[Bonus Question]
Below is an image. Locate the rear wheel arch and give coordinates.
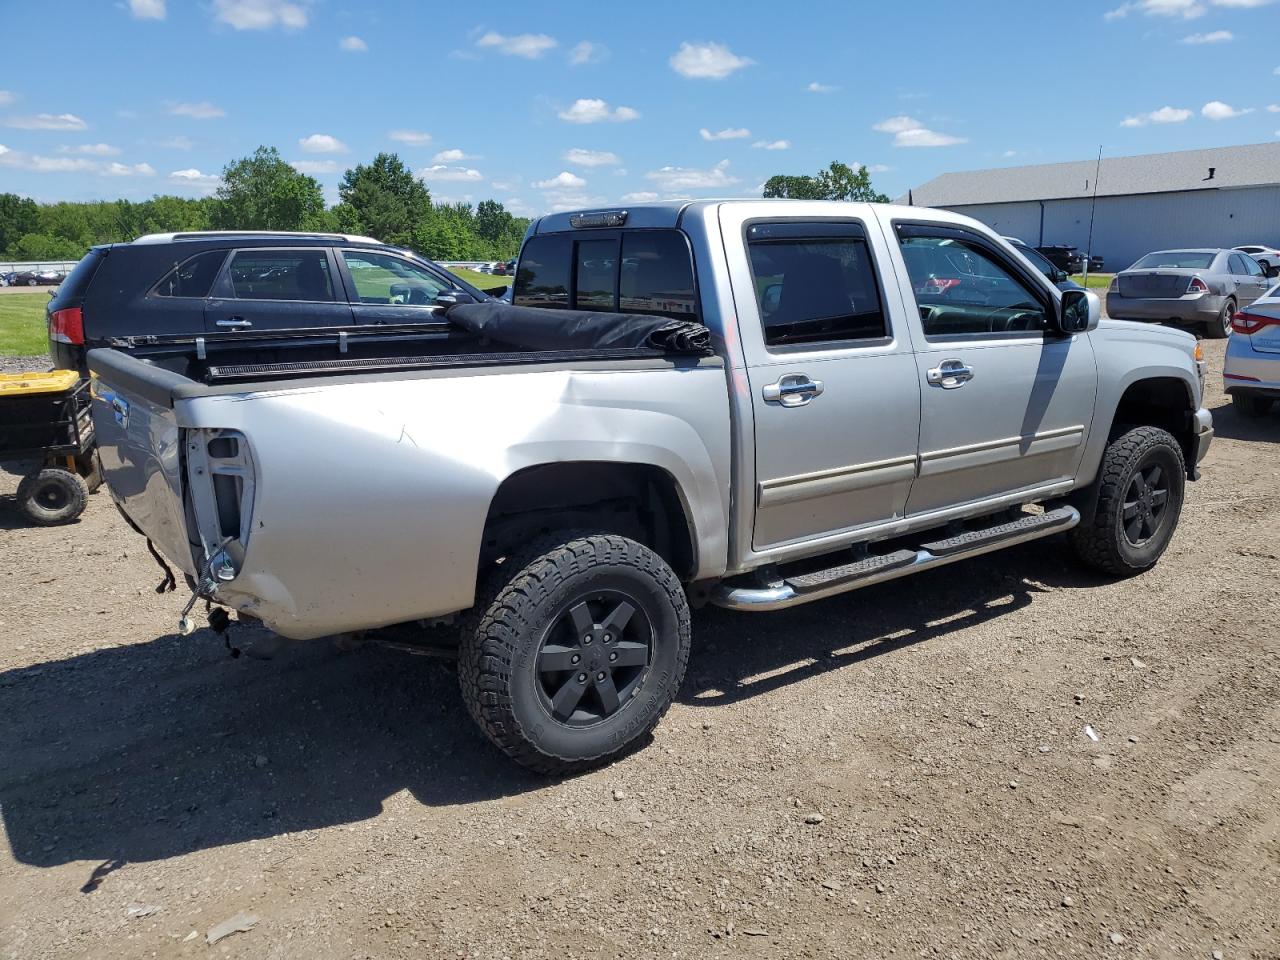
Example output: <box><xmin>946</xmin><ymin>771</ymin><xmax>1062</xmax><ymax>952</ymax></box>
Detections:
<box><xmin>479</xmin><ymin>461</ymin><xmax>698</xmax><ymax>582</ymax></box>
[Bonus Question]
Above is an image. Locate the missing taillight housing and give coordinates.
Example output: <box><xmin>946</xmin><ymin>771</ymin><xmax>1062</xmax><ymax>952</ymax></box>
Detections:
<box><xmin>49</xmin><ymin>306</ymin><xmax>84</xmax><ymax>345</ymax></box>
<box><xmin>1231</xmin><ymin>311</ymin><xmax>1280</xmax><ymax>335</ymax></box>
<box><xmin>1186</xmin><ymin>277</ymin><xmax>1209</xmax><ymax>295</ymax></box>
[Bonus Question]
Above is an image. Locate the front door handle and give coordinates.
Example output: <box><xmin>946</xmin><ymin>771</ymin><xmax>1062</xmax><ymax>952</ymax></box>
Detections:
<box><xmin>762</xmin><ymin>373</ymin><xmax>824</xmax><ymax>407</ymax></box>
<box><xmin>927</xmin><ymin>359</ymin><xmax>974</xmax><ymax>389</ymax></box>
<box><xmin>216</xmin><ymin>317</ymin><xmax>252</xmax><ymax>329</ymax></box>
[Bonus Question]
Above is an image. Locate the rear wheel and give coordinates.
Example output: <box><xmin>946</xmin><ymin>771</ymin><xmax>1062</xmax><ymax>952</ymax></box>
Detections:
<box><xmin>1069</xmin><ymin>426</ymin><xmax>1186</xmax><ymax>576</ymax></box>
<box><xmin>458</xmin><ymin>533</ymin><xmax>691</xmax><ymax>775</ymax></box>
<box><xmin>1232</xmin><ymin>392</ymin><xmax>1274</xmax><ymax>418</ymax></box>
<box><xmin>1204</xmin><ymin>298</ymin><xmax>1234</xmax><ymax>339</ymax></box>
<box><xmin>16</xmin><ymin>468</ymin><xmax>89</xmax><ymax>525</ymax></box>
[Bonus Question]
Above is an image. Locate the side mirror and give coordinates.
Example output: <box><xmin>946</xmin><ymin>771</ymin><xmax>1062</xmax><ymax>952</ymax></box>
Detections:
<box><xmin>1059</xmin><ymin>289</ymin><xmax>1100</xmax><ymax>334</ymax></box>
<box><xmin>761</xmin><ymin>283</ymin><xmax>783</xmax><ymax>316</ymax></box>
<box><xmin>1267</xmin><ymin>265</ymin><xmax>1279</xmax><ymax>279</ymax></box>
<box><xmin>1052</xmin><ymin>268</ymin><xmax>1068</xmax><ymax>284</ymax></box>
<box><xmin>435</xmin><ymin>290</ymin><xmax>477</xmax><ymax>307</ymax></box>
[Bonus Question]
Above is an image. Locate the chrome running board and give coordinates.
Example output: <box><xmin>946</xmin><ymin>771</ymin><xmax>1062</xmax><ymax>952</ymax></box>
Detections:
<box><xmin>712</xmin><ymin>506</ymin><xmax>1080</xmax><ymax>612</ymax></box>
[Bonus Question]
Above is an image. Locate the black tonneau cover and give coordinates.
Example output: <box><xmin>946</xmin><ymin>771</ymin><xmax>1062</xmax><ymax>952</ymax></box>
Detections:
<box><xmin>446</xmin><ymin>302</ymin><xmax>712</xmax><ymax>355</ymax></box>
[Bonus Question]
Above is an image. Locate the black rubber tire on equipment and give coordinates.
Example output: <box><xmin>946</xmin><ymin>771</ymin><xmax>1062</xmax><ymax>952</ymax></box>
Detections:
<box><xmin>16</xmin><ymin>468</ymin><xmax>89</xmax><ymax>526</ymax></box>
<box><xmin>458</xmin><ymin>532</ymin><xmax>691</xmax><ymax>775</ymax></box>
<box><xmin>1069</xmin><ymin>426</ymin><xmax>1186</xmax><ymax>576</ymax></box>
<box><xmin>1232</xmin><ymin>392</ymin><xmax>1274</xmax><ymax>418</ymax></box>
<box><xmin>1204</xmin><ymin>298</ymin><xmax>1234</xmax><ymax>339</ymax></box>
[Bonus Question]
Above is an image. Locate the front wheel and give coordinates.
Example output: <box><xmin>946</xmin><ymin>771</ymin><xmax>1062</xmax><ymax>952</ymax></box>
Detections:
<box><xmin>1069</xmin><ymin>426</ymin><xmax>1186</xmax><ymax>576</ymax></box>
<box><xmin>1205</xmin><ymin>298</ymin><xmax>1234</xmax><ymax>339</ymax></box>
<box><xmin>458</xmin><ymin>533</ymin><xmax>691</xmax><ymax>775</ymax></box>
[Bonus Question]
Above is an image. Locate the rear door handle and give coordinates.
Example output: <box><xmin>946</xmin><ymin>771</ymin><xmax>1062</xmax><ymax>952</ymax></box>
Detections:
<box><xmin>216</xmin><ymin>317</ymin><xmax>252</xmax><ymax>329</ymax></box>
<box><xmin>762</xmin><ymin>374</ymin><xmax>824</xmax><ymax>407</ymax></box>
<box><xmin>927</xmin><ymin>359</ymin><xmax>974</xmax><ymax>389</ymax></box>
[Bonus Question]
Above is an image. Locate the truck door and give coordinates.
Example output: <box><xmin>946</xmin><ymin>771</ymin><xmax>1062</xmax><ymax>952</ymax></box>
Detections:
<box><xmin>718</xmin><ymin>206</ymin><xmax>922</xmax><ymax>552</ymax></box>
<box><xmin>884</xmin><ymin>220</ymin><xmax>1098</xmax><ymax>516</ymax></box>
<box><xmin>204</xmin><ymin>247</ymin><xmax>353</xmax><ymax>333</ymax></box>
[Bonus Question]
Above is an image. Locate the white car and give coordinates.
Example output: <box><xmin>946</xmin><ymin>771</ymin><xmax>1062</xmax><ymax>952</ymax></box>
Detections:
<box><xmin>1233</xmin><ymin>245</ymin><xmax>1280</xmax><ymax>277</ymax></box>
<box><xmin>1224</xmin><ymin>280</ymin><xmax>1280</xmax><ymax>417</ymax></box>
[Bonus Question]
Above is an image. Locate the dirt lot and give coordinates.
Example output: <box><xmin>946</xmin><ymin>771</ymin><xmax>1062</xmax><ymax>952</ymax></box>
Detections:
<box><xmin>1</xmin><ymin>338</ymin><xmax>1277</xmax><ymax>960</ymax></box>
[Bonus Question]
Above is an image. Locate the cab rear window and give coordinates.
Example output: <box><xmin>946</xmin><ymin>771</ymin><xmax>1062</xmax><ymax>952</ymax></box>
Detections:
<box><xmin>515</xmin><ymin>230</ymin><xmax>699</xmax><ymax>320</ymax></box>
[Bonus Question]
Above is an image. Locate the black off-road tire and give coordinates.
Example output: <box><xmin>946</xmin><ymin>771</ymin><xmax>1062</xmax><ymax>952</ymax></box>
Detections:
<box><xmin>458</xmin><ymin>533</ymin><xmax>691</xmax><ymax>775</ymax></box>
<box><xmin>1232</xmin><ymin>392</ymin><xmax>1274</xmax><ymax>418</ymax></box>
<box><xmin>1204</xmin><ymin>298</ymin><xmax>1234</xmax><ymax>339</ymax></box>
<box><xmin>1069</xmin><ymin>426</ymin><xmax>1186</xmax><ymax>576</ymax></box>
<box><xmin>16</xmin><ymin>468</ymin><xmax>89</xmax><ymax>526</ymax></box>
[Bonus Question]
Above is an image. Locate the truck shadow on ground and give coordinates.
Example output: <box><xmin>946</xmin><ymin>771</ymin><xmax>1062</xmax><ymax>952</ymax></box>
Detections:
<box><xmin>0</xmin><ymin>537</ymin><xmax>1099</xmax><ymax>880</ymax></box>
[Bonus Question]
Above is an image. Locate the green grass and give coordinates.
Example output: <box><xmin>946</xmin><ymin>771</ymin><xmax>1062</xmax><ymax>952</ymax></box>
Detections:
<box><xmin>1077</xmin><ymin>272</ymin><xmax>1113</xmax><ymax>289</ymax></box>
<box><xmin>0</xmin><ymin>293</ymin><xmax>50</xmax><ymax>357</ymax></box>
<box><xmin>449</xmin><ymin>268</ymin><xmax>513</xmax><ymax>291</ymax></box>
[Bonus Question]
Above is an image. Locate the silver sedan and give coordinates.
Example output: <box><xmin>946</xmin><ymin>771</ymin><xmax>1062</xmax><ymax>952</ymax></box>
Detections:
<box><xmin>1223</xmin><ymin>282</ymin><xmax>1280</xmax><ymax>417</ymax></box>
<box><xmin>1106</xmin><ymin>248</ymin><xmax>1272</xmax><ymax>339</ymax></box>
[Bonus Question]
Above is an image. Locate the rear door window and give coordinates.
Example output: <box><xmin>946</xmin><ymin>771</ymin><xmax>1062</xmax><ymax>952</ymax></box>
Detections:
<box><xmin>516</xmin><ymin>230</ymin><xmax>699</xmax><ymax>320</ymax></box>
<box><xmin>225</xmin><ymin>249</ymin><xmax>338</xmax><ymax>302</ymax></box>
<box><xmin>152</xmin><ymin>250</ymin><xmax>228</xmax><ymax>298</ymax></box>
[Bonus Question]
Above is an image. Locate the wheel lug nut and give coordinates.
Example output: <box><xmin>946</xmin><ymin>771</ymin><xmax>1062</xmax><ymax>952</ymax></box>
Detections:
<box><xmin>608</xmin><ymin>652</ymin><xmax>617</xmax><ymax>662</ymax></box>
<box><xmin>582</xmin><ymin>635</ymin><xmax>592</xmax><ymax>644</ymax></box>
<box><xmin>576</xmin><ymin>673</ymin><xmax>587</xmax><ymax>683</ymax></box>
<box><xmin>596</xmin><ymin>672</ymin><xmax>606</xmax><ymax>681</ymax></box>
<box><xmin>603</xmin><ymin>633</ymin><xmax>612</xmax><ymax>643</ymax></box>
<box><xmin>571</xmin><ymin>654</ymin><xmax>580</xmax><ymax>664</ymax></box>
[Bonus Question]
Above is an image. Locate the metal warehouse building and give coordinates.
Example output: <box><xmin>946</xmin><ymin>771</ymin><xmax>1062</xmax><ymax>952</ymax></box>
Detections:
<box><xmin>904</xmin><ymin>141</ymin><xmax>1280</xmax><ymax>272</ymax></box>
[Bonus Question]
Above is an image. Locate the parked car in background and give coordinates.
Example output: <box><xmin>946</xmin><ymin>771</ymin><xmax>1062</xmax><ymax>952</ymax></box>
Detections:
<box><xmin>88</xmin><ymin>200</ymin><xmax>1211</xmax><ymax>773</ymax></box>
<box><xmin>1035</xmin><ymin>245</ymin><xmax>1082</xmax><ymax>274</ymax></box>
<box><xmin>1005</xmin><ymin>237</ymin><xmax>1082</xmax><ymax>292</ymax></box>
<box><xmin>7</xmin><ymin>270</ymin><xmax>63</xmax><ymax>286</ymax></box>
<box><xmin>46</xmin><ymin>230</ymin><xmax>494</xmax><ymax>373</ymax></box>
<box><xmin>1224</xmin><ymin>280</ymin><xmax>1280</xmax><ymax>417</ymax></box>
<box><xmin>1107</xmin><ymin>248</ymin><xmax>1271</xmax><ymax>339</ymax></box>
<box><xmin>1233</xmin><ymin>245</ymin><xmax>1280</xmax><ymax>277</ymax></box>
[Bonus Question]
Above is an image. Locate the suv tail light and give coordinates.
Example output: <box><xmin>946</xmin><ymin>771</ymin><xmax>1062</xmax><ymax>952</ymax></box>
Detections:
<box><xmin>49</xmin><ymin>306</ymin><xmax>84</xmax><ymax>345</ymax></box>
<box><xmin>1230</xmin><ymin>311</ymin><xmax>1280</xmax><ymax>335</ymax></box>
<box><xmin>1186</xmin><ymin>276</ymin><xmax>1209</xmax><ymax>295</ymax></box>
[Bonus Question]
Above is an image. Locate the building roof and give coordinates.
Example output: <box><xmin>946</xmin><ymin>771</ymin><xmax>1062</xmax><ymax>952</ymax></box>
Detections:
<box><xmin>904</xmin><ymin>141</ymin><xmax>1280</xmax><ymax>207</ymax></box>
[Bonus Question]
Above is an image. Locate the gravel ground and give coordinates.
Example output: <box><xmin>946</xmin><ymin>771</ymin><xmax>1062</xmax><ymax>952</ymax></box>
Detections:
<box><xmin>0</xmin><ymin>356</ymin><xmax>52</xmax><ymax>375</ymax></box>
<box><xmin>1</xmin><ymin>338</ymin><xmax>1278</xmax><ymax>960</ymax></box>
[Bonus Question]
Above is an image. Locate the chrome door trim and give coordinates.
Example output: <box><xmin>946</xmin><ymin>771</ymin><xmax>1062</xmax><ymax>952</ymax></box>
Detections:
<box><xmin>757</xmin><ymin>454</ymin><xmax>918</xmax><ymax>508</ymax></box>
<box><xmin>761</xmin><ymin>373</ymin><xmax>824</xmax><ymax>406</ymax></box>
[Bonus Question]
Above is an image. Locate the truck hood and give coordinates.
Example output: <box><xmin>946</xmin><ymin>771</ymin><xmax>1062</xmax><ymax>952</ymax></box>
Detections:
<box><xmin>1094</xmin><ymin>317</ymin><xmax>1198</xmax><ymax>360</ymax></box>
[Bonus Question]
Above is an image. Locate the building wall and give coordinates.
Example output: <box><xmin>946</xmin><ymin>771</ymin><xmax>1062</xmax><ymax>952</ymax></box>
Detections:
<box><xmin>944</xmin><ymin>186</ymin><xmax>1280</xmax><ymax>271</ymax></box>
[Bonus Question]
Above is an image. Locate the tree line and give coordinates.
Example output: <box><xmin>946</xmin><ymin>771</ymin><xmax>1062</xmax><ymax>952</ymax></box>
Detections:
<box><xmin>0</xmin><ymin>146</ymin><xmax>530</xmax><ymax>263</ymax></box>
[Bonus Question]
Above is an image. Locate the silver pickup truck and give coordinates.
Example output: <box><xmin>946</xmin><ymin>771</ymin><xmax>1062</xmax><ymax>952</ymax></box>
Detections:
<box><xmin>88</xmin><ymin>200</ymin><xmax>1213</xmax><ymax>773</ymax></box>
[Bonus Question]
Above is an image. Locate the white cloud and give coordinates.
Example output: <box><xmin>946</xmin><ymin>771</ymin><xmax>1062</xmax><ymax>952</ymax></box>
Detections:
<box><xmin>59</xmin><ymin>143</ymin><xmax>120</xmax><ymax>156</ymax></box>
<box><xmin>1212</xmin><ymin>0</ymin><xmax>1276</xmax><ymax>5</ymax></box>
<box><xmin>298</xmin><ymin>133</ymin><xmax>347</xmax><ymax>153</ymax></box>
<box><xmin>558</xmin><ymin>99</ymin><xmax>639</xmax><ymax>123</ymax></box>
<box><xmin>490</xmin><ymin>178</ymin><xmax>521</xmax><ymax>192</ymax></box>
<box><xmin>569</xmin><ymin>41</ymin><xmax>606</xmax><ymax>65</ymax></box>
<box><xmin>476</xmin><ymin>31</ymin><xmax>557</xmax><ymax>58</ymax></box>
<box><xmin>156</xmin><ymin>135</ymin><xmax>193</xmax><ymax>149</ymax></box>
<box><xmin>0</xmin><ymin>91</ymin><xmax>15</xmax><ymax>106</ymax></box>
<box><xmin>621</xmin><ymin>191</ymin><xmax>660</xmax><ymax>202</ymax></box>
<box><xmin>339</xmin><ymin>35</ymin><xmax>367</xmax><ymax>52</ymax></box>
<box><xmin>290</xmin><ymin>159</ymin><xmax>339</xmax><ymax>174</ymax></box>
<box><xmin>0</xmin><ymin>150</ymin><xmax>95</xmax><ymax>173</ymax></box>
<box><xmin>1182</xmin><ymin>29</ymin><xmax>1232</xmax><ymax>41</ymax></box>
<box><xmin>753</xmin><ymin>139</ymin><xmax>790</xmax><ymax>150</ymax></box>
<box><xmin>534</xmin><ymin>171</ymin><xmax>587</xmax><ymax>189</ymax></box>
<box><xmin>1202</xmin><ymin>100</ymin><xmax>1253</xmax><ymax>119</ymax></box>
<box><xmin>872</xmin><ymin>115</ymin><xmax>965</xmax><ymax>147</ymax></box>
<box><xmin>1003</xmin><ymin>149</ymin><xmax>1019</xmax><ymax>158</ymax></box>
<box><xmin>866</xmin><ymin>164</ymin><xmax>891</xmax><ymax>173</ymax></box>
<box><xmin>5</xmin><ymin>113</ymin><xmax>87</xmax><ymax>131</ymax></box>
<box><xmin>1120</xmin><ymin>105</ymin><xmax>1193</xmax><ymax>125</ymax></box>
<box><xmin>669</xmin><ymin>41</ymin><xmax>754</xmax><ymax>79</ymax></box>
<box><xmin>432</xmin><ymin>148</ymin><xmax>476</xmax><ymax>163</ymax></box>
<box><xmin>212</xmin><ymin>0</ymin><xmax>308</xmax><ymax>30</ymax></box>
<box><xmin>1267</xmin><ymin>104</ymin><xmax>1280</xmax><ymax>112</ymax></box>
<box><xmin>699</xmin><ymin>126</ymin><xmax>750</xmax><ymax>141</ymax></box>
<box><xmin>128</xmin><ymin>0</ymin><xmax>165</xmax><ymax>19</ymax></box>
<box><xmin>103</xmin><ymin>161</ymin><xmax>156</xmax><ymax>176</ymax></box>
<box><xmin>645</xmin><ymin>158</ymin><xmax>739</xmax><ymax>192</ymax></box>
<box><xmin>168</xmin><ymin>168</ymin><xmax>222</xmax><ymax>190</ymax></box>
<box><xmin>564</xmin><ymin>148</ymin><xmax>620</xmax><ymax>167</ymax></box>
<box><xmin>170</xmin><ymin>101</ymin><xmax>225</xmax><ymax>119</ymax></box>
<box><xmin>807</xmin><ymin>82</ymin><xmax>837</xmax><ymax>93</ymax></box>
<box><xmin>1105</xmin><ymin>0</ymin><xmax>1205</xmax><ymax>18</ymax></box>
<box><xmin>389</xmin><ymin>129</ymin><xmax>431</xmax><ymax>145</ymax></box>
<box><xmin>420</xmin><ymin>164</ymin><xmax>483</xmax><ymax>182</ymax></box>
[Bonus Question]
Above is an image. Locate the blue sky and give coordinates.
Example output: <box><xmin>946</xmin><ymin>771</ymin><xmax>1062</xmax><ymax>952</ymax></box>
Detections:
<box><xmin>1</xmin><ymin>0</ymin><xmax>1278</xmax><ymax>215</ymax></box>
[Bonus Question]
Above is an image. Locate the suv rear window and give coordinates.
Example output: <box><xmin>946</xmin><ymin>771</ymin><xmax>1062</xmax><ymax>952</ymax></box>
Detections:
<box><xmin>515</xmin><ymin>230</ymin><xmax>698</xmax><ymax>320</ymax></box>
<box><xmin>152</xmin><ymin>250</ymin><xmax>228</xmax><ymax>298</ymax></box>
<box><xmin>54</xmin><ymin>248</ymin><xmax>105</xmax><ymax>300</ymax></box>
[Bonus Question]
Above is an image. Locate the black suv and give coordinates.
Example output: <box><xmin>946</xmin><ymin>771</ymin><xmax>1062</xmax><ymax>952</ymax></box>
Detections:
<box><xmin>47</xmin><ymin>231</ymin><xmax>491</xmax><ymax>372</ymax></box>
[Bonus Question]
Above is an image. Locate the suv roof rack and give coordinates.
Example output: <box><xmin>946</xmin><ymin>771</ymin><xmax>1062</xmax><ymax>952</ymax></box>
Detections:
<box><xmin>131</xmin><ymin>230</ymin><xmax>382</xmax><ymax>245</ymax></box>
